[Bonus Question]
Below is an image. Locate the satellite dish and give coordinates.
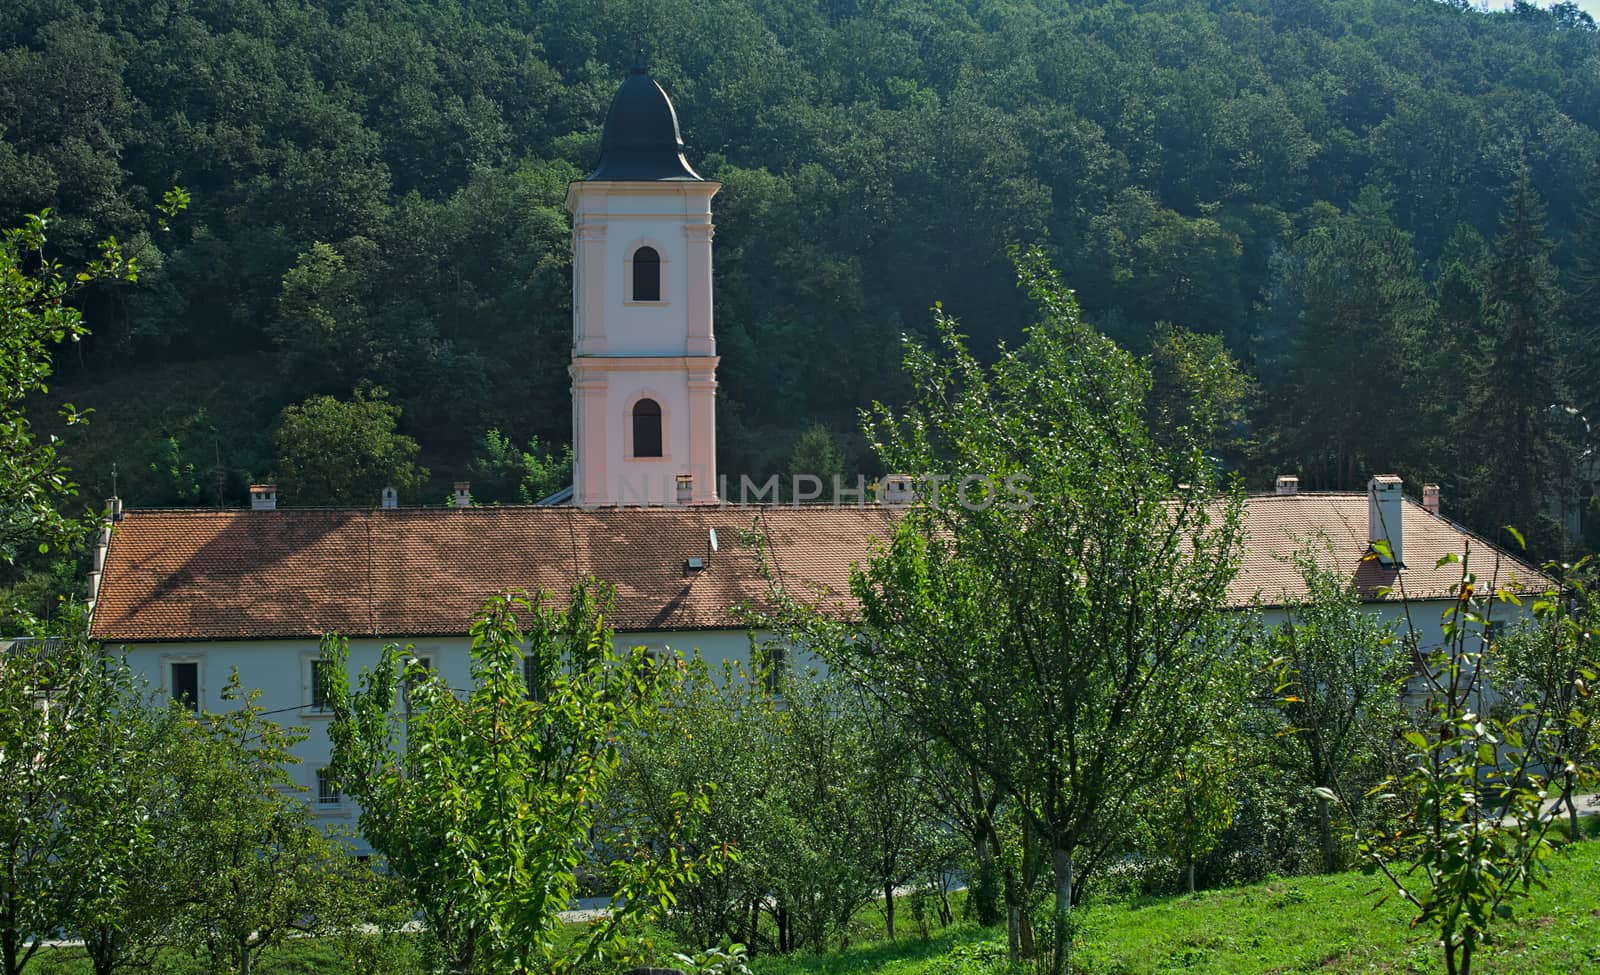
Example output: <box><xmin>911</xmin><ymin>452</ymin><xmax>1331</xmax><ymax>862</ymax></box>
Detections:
<box><xmin>708</xmin><ymin>528</ymin><xmax>719</xmax><ymax>553</ymax></box>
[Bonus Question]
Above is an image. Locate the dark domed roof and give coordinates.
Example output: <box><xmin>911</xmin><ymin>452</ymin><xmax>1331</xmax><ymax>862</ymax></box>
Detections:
<box><xmin>588</xmin><ymin>60</ymin><xmax>704</xmax><ymax>181</ymax></box>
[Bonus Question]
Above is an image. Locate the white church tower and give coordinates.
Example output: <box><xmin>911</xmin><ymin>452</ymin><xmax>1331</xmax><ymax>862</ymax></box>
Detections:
<box><xmin>566</xmin><ymin>60</ymin><xmax>719</xmax><ymax>506</ymax></box>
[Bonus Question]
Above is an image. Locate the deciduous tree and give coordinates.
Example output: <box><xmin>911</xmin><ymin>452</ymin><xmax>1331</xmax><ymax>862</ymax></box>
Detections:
<box><xmin>272</xmin><ymin>386</ymin><xmax>424</xmax><ymax>505</ymax></box>
<box><xmin>826</xmin><ymin>249</ymin><xmax>1245</xmax><ymax>975</ymax></box>
<box><xmin>323</xmin><ymin>584</ymin><xmax>714</xmax><ymax>975</ymax></box>
<box><xmin>1266</xmin><ymin>545</ymin><xmax>1409</xmax><ymax>873</ymax></box>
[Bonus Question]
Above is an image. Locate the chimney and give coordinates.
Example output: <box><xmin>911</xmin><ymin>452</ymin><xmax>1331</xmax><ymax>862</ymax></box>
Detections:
<box><xmin>1275</xmin><ymin>474</ymin><xmax>1299</xmax><ymax>496</ymax></box>
<box><xmin>1423</xmin><ymin>483</ymin><xmax>1441</xmax><ymax>517</ymax></box>
<box><xmin>249</xmin><ymin>484</ymin><xmax>277</xmax><ymax>511</ymax></box>
<box><xmin>676</xmin><ymin>474</ymin><xmax>694</xmax><ymax>505</ymax></box>
<box><xmin>381</xmin><ymin>485</ymin><xmax>398</xmax><ymax>509</ymax></box>
<box><xmin>452</xmin><ymin>482</ymin><xmax>471</xmax><ymax>508</ymax></box>
<box><xmin>1368</xmin><ymin>474</ymin><xmax>1404</xmax><ymax>567</ymax></box>
<box><xmin>879</xmin><ymin>474</ymin><xmax>915</xmax><ymax>507</ymax></box>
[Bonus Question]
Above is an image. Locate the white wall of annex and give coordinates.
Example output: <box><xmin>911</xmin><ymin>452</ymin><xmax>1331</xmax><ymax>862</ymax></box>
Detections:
<box><xmin>112</xmin><ymin>625</ymin><xmax>791</xmax><ymax>848</ymax></box>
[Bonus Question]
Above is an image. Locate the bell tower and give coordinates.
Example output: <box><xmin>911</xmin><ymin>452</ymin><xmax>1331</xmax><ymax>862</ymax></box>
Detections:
<box><xmin>566</xmin><ymin>60</ymin><xmax>719</xmax><ymax>506</ymax></box>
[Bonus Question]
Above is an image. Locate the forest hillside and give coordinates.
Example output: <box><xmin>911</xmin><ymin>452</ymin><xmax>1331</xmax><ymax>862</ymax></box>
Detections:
<box><xmin>5</xmin><ymin>0</ymin><xmax>1600</xmax><ymax>553</ymax></box>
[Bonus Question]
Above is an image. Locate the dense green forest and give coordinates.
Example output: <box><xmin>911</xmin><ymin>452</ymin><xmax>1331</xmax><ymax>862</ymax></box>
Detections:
<box><xmin>5</xmin><ymin>0</ymin><xmax>1600</xmax><ymax>546</ymax></box>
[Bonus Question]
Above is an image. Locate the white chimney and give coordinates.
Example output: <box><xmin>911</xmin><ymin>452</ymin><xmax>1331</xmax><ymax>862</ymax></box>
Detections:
<box><xmin>1423</xmin><ymin>483</ymin><xmax>1441</xmax><ymax>517</ymax></box>
<box><xmin>880</xmin><ymin>474</ymin><xmax>915</xmax><ymax>507</ymax></box>
<box><xmin>1368</xmin><ymin>474</ymin><xmax>1404</xmax><ymax>567</ymax></box>
<box><xmin>382</xmin><ymin>485</ymin><xmax>398</xmax><ymax>509</ymax></box>
<box><xmin>452</xmin><ymin>482</ymin><xmax>471</xmax><ymax>508</ymax></box>
<box><xmin>676</xmin><ymin>474</ymin><xmax>694</xmax><ymax>505</ymax></box>
<box><xmin>1275</xmin><ymin>474</ymin><xmax>1299</xmax><ymax>496</ymax></box>
<box><xmin>250</xmin><ymin>484</ymin><xmax>277</xmax><ymax>511</ymax></box>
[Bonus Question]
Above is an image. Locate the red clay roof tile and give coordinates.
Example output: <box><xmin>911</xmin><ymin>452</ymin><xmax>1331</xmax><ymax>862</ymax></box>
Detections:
<box><xmin>88</xmin><ymin>495</ymin><xmax>1552</xmax><ymax>643</ymax></box>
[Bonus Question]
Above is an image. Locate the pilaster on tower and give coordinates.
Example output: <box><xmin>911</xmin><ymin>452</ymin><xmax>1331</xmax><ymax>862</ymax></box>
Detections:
<box><xmin>566</xmin><ymin>61</ymin><xmax>720</xmax><ymax>507</ymax></box>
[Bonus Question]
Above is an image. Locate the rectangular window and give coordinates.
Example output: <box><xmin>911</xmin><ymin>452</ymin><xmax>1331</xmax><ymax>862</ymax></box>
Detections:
<box><xmin>316</xmin><ymin>768</ymin><xmax>339</xmax><ymax>805</ymax></box>
<box><xmin>310</xmin><ymin>659</ymin><xmax>328</xmax><ymax>709</ymax></box>
<box><xmin>171</xmin><ymin>662</ymin><xmax>199</xmax><ymax>712</ymax></box>
<box><xmin>759</xmin><ymin>644</ymin><xmax>788</xmax><ymax>695</ymax></box>
<box><xmin>404</xmin><ymin>656</ymin><xmax>433</xmax><ymax>711</ymax></box>
<box><xmin>523</xmin><ymin>654</ymin><xmax>544</xmax><ymax>702</ymax></box>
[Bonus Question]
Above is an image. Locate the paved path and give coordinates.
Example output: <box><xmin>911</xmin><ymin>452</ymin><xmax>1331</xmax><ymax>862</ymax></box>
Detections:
<box><xmin>1543</xmin><ymin>791</ymin><xmax>1600</xmax><ymax>821</ymax></box>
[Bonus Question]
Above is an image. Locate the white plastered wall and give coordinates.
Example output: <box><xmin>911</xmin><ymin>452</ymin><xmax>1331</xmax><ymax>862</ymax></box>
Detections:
<box><xmin>114</xmin><ymin>626</ymin><xmax>774</xmax><ymax>851</ymax></box>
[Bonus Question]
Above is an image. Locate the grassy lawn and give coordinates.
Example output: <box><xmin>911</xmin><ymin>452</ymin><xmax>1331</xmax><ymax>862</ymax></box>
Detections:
<box><xmin>1072</xmin><ymin>839</ymin><xmax>1600</xmax><ymax>974</ymax></box>
<box><xmin>30</xmin><ymin>840</ymin><xmax>1600</xmax><ymax>975</ymax></box>
<box><xmin>754</xmin><ymin>839</ymin><xmax>1600</xmax><ymax>975</ymax></box>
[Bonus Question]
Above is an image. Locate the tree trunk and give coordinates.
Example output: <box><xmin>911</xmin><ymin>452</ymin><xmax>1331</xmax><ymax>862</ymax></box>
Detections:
<box><xmin>748</xmin><ymin>898</ymin><xmax>760</xmax><ymax>956</ymax></box>
<box><xmin>973</xmin><ymin>828</ymin><xmax>1001</xmax><ymax>926</ymax></box>
<box><xmin>1002</xmin><ymin>860</ymin><xmax>1021</xmax><ymax>965</ymax></box>
<box><xmin>1050</xmin><ymin>846</ymin><xmax>1073</xmax><ymax>975</ymax></box>
<box><xmin>884</xmin><ymin>882</ymin><xmax>896</xmax><ymax>941</ymax></box>
<box><xmin>1564</xmin><ymin>771</ymin><xmax>1580</xmax><ymax>841</ymax></box>
<box><xmin>4</xmin><ymin>930</ymin><xmax>19</xmax><ymax>975</ymax></box>
<box><xmin>1186</xmin><ymin>858</ymin><xmax>1196</xmax><ymax>894</ymax></box>
<box><xmin>1318</xmin><ymin>794</ymin><xmax>1336</xmax><ymax>874</ymax></box>
<box><xmin>87</xmin><ymin>931</ymin><xmax>118</xmax><ymax>975</ymax></box>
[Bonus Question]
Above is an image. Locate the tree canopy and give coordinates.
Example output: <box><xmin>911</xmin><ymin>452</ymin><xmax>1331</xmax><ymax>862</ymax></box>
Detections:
<box><xmin>4</xmin><ymin>0</ymin><xmax>1599</xmax><ymax>554</ymax></box>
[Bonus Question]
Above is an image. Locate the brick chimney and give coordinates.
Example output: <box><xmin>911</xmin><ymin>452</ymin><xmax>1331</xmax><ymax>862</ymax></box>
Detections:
<box><xmin>250</xmin><ymin>484</ymin><xmax>277</xmax><ymax>511</ymax></box>
<box><xmin>453</xmin><ymin>482</ymin><xmax>471</xmax><ymax>508</ymax></box>
<box><xmin>1423</xmin><ymin>483</ymin><xmax>1441</xmax><ymax>517</ymax></box>
<box><xmin>1368</xmin><ymin>474</ymin><xmax>1404</xmax><ymax>567</ymax></box>
<box><xmin>1275</xmin><ymin>474</ymin><xmax>1299</xmax><ymax>496</ymax></box>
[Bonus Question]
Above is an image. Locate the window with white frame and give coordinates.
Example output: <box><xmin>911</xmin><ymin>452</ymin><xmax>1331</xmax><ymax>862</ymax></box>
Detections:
<box><xmin>309</xmin><ymin>658</ymin><xmax>330</xmax><ymax>710</ymax></box>
<box><xmin>315</xmin><ymin>768</ymin><xmax>340</xmax><ymax>805</ymax></box>
<box><xmin>168</xmin><ymin>659</ymin><xmax>201</xmax><ymax>712</ymax></box>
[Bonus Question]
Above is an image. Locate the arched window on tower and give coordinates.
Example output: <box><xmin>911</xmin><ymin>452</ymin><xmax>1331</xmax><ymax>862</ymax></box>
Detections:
<box><xmin>632</xmin><ymin>246</ymin><xmax>661</xmax><ymax>302</ymax></box>
<box><xmin>632</xmin><ymin>398</ymin><xmax>663</xmax><ymax>458</ymax></box>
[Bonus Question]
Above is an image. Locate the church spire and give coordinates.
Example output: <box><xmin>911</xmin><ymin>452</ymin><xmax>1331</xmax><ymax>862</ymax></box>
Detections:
<box><xmin>587</xmin><ymin>58</ymin><xmax>703</xmax><ymax>182</ymax></box>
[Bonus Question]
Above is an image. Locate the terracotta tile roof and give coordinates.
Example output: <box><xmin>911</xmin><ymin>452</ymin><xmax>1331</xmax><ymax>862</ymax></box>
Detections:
<box><xmin>88</xmin><ymin>494</ymin><xmax>1555</xmax><ymax>643</ymax></box>
<box><xmin>89</xmin><ymin>506</ymin><xmax>898</xmax><ymax>642</ymax></box>
<box><xmin>1231</xmin><ymin>492</ymin><xmax>1554</xmax><ymax>607</ymax></box>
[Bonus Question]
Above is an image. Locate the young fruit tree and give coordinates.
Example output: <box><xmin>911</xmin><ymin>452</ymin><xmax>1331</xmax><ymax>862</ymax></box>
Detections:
<box><xmin>1266</xmin><ymin>544</ymin><xmax>1409</xmax><ymax>874</ymax></box>
<box><xmin>1493</xmin><ymin>557</ymin><xmax>1600</xmax><ymax>841</ymax></box>
<box><xmin>819</xmin><ymin>249</ymin><xmax>1245</xmax><ymax>975</ymax></box>
<box><xmin>322</xmin><ymin>583</ymin><xmax>715</xmax><ymax>975</ymax></box>
<box><xmin>160</xmin><ymin>676</ymin><xmax>371</xmax><ymax>975</ymax></box>
<box><xmin>0</xmin><ymin>630</ymin><xmax>142</xmax><ymax>975</ymax></box>
<box><xmin>1346</xmin><ymin>542</ymin><xmax>1596</xmax><ymax>975</ymax></box>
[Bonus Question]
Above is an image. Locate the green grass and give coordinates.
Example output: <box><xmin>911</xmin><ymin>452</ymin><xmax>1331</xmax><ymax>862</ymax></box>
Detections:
<box><xmin>1073</xmin><ymin>845</ymin><xmax>1600</xmax><ymax>975</ymax></box>
<box><xmin>29</xmin><ymin>841</ymin><xmax>1600</xmax><ymax>975</ymax></box>
<box><xmin>754</xmin><ymin>840</ymin><xmax>1600</xmax><ymax>975</ymax></box>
